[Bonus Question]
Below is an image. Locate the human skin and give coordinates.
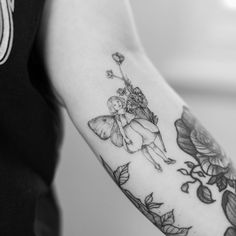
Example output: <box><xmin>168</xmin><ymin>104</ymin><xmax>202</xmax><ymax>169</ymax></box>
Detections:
<box><xmin>38</xmin><ymin>1</ymin><xmax>236</xmax><ymax>235</ymax></box>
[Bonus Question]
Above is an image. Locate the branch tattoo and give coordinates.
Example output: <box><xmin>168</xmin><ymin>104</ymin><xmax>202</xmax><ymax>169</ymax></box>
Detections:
<box><xmin>100</xmin><ymin>156</ymin><xmax>191</xmax><ymax>236</ymax></box>
<box><xmin>175</xmin><ymin>107</ymin><xmax>236</xmax><ymax>236</ymax></box>
<box><xmin>88</xmin><ymin>52</ymin><xmax>176</xmax><ymax>171</ymax></box>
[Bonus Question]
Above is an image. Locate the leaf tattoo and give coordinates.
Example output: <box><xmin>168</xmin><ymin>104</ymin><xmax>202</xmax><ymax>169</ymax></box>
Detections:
<box><xmin>222</xmin><ymin>191</ymin><xmax>236</xmax><ymax>235</ymax></box>
<box><xmin>145</xmin><ymin>192</ymin><xmax>154</xmax><ymax>204</ymax></box>
<box><xmin>144</xmin><ymin>193</ymin><xmax>163</xmax><ymax>210</ymax></box>
<box><xmin>161</xmin><ymin>210</ymin><xmax>175</xmax><ymax>226</ymax></box>
<box><xmin>177</xmin><ymin>169</ymin><xmax>189</xmax><ymax>176</ymax></box>
<box><xmin>100</xmin><ymin>156</ymin><xmax>191</xmax><ymax>236</ymax></box>
<box><xmin>196</xmin><ymin>185</ymin><xmax>215</xmax><ymax>204</ymax></box>
<box><xmin>162</xmin><ymin>225</ymin><xmax>190</xmax><ymax>236</ymax></box>
<box><xmin>177</xmin><ymin>162</ymin><xmax>215</xmax><ymax>204</ymax></box>
<box><xmin>114</xmin><ymin>162</ymin><xmax>130</xmax><ymax>186</ymax></box>
<box><xmin>181</xmin><ymin>183</ymin><xmax>190</xmax><ymax>194</ymax></box>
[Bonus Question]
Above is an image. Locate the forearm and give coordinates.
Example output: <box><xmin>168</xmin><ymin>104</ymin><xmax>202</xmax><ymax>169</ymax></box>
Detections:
<box><xmin>39</xmin><ymin>1</ymin><xmax>236</xmax><ymax>235</ymax></box>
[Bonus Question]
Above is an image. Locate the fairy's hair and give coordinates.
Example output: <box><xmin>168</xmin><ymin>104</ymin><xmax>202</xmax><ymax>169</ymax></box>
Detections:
<box><xmin>107</xmin><ymin>96</ymin><xmax>126</xmax><ymax>115</ymax></box>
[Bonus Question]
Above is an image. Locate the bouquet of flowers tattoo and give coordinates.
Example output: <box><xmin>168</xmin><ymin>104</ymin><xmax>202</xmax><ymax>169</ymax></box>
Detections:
<box><xmin>106</xmin><ymin>52</ymin><xmax>159</xmax><ymax>125</ymax></box>
<box><xmin>88</xmin><ymin>52</ymin><xmax>176</xmax><ymax>172</ymax></box>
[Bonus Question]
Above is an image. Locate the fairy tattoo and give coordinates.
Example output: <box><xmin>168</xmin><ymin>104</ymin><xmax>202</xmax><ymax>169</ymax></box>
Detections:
<box><xmin>88</xmin><ymin>52</ymin><xmax>176</xmax><ymax>171</ymax></box>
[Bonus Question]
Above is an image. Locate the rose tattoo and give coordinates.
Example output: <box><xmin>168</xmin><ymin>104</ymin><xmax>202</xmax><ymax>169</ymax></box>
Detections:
<box><xmin>175</xmin><ymin>107</ymin><xmax>236</xmax><ymax>236</ymax></box>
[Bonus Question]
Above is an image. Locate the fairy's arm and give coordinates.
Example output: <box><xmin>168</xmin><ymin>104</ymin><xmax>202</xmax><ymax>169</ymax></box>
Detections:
<box><xmin>38</xmin><ymin>0</ymin><xmax>236</xmax><ymax>236</ymax></box>
<box><xmin>114</xmin><ymin>115</ymin><xmax>130</xmax><ymax>143</ymax></box>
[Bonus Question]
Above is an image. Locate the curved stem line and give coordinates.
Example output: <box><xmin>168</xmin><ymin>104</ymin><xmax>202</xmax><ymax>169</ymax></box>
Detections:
<box><xmin>186</xmin><ymin>180</ymin><xmax>197</xmax><ymax>185</ymax></box>
<box><xmin>113</xmin><ymin>75</ymin><xmax>123</xmax><ymax>80</ymax></box>
<box><xmin>119</xmin><ymin>64</ymin><xmax>126</xmax><ymax>79</ymax></box>
<box><xmin>189</xmin><ymin>165</ymin><xmax>203</xmax><ymax>186</ymax></box>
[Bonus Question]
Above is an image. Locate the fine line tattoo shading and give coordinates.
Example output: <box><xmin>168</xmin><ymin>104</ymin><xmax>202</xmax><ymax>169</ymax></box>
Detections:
<box><xmin>175</xmin><ymin>107</ymin><xmax>236</xmax><ymax>236</ymax></box>
<box><xmin>100</xmin><ymin>156</ymin><xmax>191</xmax><ymax>236</ymax></box>
<box><xmin>88</xmin><ymin>52</ymin><xmax>175</xmax><ymax>171</ymax></box>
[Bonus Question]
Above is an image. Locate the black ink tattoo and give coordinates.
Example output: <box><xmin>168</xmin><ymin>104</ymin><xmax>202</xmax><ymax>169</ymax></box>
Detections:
<box><xmin>222</xmin><ymin>191</ymin><xmax>236</xmax><ymax>236</ymax></box>
<box><xmin>175</xmin><ymin>107</ymin><xmax>236</xmax><ymax>236</ymax></box>
<box><xmin>178</xmin><ymin>161</ymin><xmax>215</xmax><ymax>204</ymax></box>
<box><xmin>100</xmin><ymin>156</ymin><xmax>191</xmax><ymax>236</ymax></box>
<box><xmin>88</xmin><ymin>52</ymin><xmax>176</xmax><ymax>171</ymax></box>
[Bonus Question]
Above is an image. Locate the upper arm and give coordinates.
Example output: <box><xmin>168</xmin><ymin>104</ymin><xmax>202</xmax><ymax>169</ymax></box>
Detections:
<box><xmin>38</xmin><ymin>0</ymin><xmax>142</xmax><ymax>105</ymax></box>
<box><xmin>36</xmin><ymin>2</ymin><xmax>236</xmax><ymax>236</ymax></box>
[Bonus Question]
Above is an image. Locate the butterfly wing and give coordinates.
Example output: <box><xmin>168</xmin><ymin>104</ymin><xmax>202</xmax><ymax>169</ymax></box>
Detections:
<box><xmin>88</xmin><ymin>115</ymin><xmax>115</xmax><ymax>140</ymax></box>
<box><xmin>110</xmin><ymin>121</ymin><xmax>123</xmax><ymax>147</ymax></box>
<box><xmin>88</xmin><ymin>115</ymin><xmax>124</xmax><ymax>147</ymax></box>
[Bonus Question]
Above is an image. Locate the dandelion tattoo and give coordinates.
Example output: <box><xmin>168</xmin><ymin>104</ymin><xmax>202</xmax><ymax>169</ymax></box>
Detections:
<box><xmin>88</xmin><ymin>52</ymin><xmax>176</xmax><ymax>172</ymax></box>
<box><xmin>175</xmin><ymin>107</ymin><xmax>236</xmax><ymax>236</ymax></box>
<box><xmin>100</xmin><ymin>156</ymin><xmax>191</xmax><ymax>236</ymax></box>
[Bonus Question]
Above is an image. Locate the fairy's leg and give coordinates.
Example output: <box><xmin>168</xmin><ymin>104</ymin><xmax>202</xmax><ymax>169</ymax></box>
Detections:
<box><xmin>157</xmin><ymin>132</ymin><xmax>167</xmax><ymax>152</ymax></box>
<box><xmin>149</xmin><ymin>143</ymin><xmax>176</xmax><ymax>164</ymax></box>
<box><xmin>142</xmin><ymin>147</ymin><xmax>162</xmax><ymax>172</ymax></box>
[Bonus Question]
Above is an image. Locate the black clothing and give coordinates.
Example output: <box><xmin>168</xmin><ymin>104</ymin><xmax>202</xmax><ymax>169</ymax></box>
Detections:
<box><xmin>0</xmin><ymin>0</ymin><xmax>62</xmax><ymax>235</ymax></box>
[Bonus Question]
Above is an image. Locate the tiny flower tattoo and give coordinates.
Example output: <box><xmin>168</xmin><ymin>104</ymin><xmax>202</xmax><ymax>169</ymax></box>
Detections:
<box><xmin>112</xmin><ymin>52</ymin><xmax>125</xmax><ymax>65</ymax></box>
<box><xmin>106</xmin><ymin>70</ymin><xmax>114</xmax><ymax>79</ymax></box>
<box><xmin>117</xmin><ymin>88</ymin><xmax>126</xmax><ymax>96</ymax></box>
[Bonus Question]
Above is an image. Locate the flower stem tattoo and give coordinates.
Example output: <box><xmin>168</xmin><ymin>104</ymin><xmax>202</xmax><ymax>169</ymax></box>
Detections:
<box><xmin>175</xmin><ymin>107</ymin><xmax>236</xmax><ymax>236</ymax></box>
<box><xmin>88</xmin><ymin>52</ymin><xmax>176</xmax><ymax>172</ymax></box>
<box><xmin>100</xmin><ymin>156</ymin><xmax>192</xmax><ymax>236</ymax></box>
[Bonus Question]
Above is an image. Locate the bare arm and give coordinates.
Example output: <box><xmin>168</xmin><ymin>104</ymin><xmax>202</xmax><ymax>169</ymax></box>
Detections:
<box><xmin>38</xmin><ymin>1</ymin><xmax>236</xmax><ymax>236</ymax></box>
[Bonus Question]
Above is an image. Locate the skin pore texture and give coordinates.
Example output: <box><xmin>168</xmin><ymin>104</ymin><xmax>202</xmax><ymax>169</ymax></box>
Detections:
<box><xmin>39</xmin><ymin>0</ymin><xmax>236</xmax><ymax>235</ymax></box>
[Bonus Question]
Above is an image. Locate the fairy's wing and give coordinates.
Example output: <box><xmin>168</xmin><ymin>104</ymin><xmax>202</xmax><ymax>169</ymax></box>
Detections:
<box><xmin>88</xmin><ymin>115</ymin><xmax>124</xmax><ymax>147</ymax></box>
<box><xmin>110</xmin><ymin>121</ymin><xmax>123</xmax><ymax>147</ymax></box>
<box><xmin>88</xmin><ymin>115</ymin><xmax>115</xmax><ymax>140</ymax></box>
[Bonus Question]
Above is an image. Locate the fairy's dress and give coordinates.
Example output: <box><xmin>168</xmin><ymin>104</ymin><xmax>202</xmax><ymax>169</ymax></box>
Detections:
<box><xmin>116</xmin><ymin>112</ymin><xmax>160</xmax><ymax>153</ymax></box>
